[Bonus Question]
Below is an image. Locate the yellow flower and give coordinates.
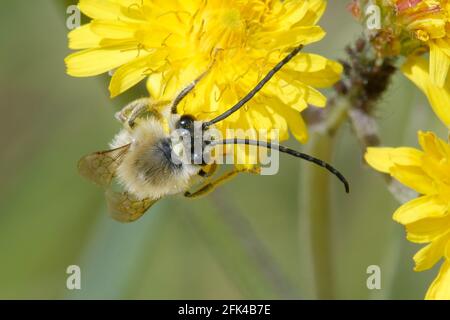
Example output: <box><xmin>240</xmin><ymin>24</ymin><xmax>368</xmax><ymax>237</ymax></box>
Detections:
<box><xmin>65</xmin><ymin>0</ymin><xmax>342</xmax><ymax>144</ymax></box>
<box><xmin>402</xmin><ymin>55</ymin><xmax>450</xmax><ymax>127</ymax></box>
<box><xmin>365</xmin><ymin>131</ymin><xmax>450</xmax><ymax>299</ymax></box>
<box><xmin>392</xmin><ymin>0</ymin><xmax>450</xmax><ymax>86</ymax></box>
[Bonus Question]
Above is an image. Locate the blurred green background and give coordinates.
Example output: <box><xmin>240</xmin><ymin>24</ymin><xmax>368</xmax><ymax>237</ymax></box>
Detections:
<box><xmin>0</xmin><ymin>1</ymin><xmax>445</xmax><ymax>299</ymax></box>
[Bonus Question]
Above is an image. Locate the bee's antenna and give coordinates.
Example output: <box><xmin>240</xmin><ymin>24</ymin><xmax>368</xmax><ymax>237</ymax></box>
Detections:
<box><xmin>202</xmin><ymin>44</ymin><xmax>304</xmax><ymax>130</ymax></box>
<box><xmin>211</xmin><ymin>138</ymin><xmax>350</xmax><ymax>193</ymax></box>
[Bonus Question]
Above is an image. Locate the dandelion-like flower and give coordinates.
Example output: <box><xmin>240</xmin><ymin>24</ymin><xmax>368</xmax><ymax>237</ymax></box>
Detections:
<box><xmin>365</xmin><ymin>131</ymin><xmax>450</xmax><ymax>299</ymax></box>
<box><xmin>393</xmin><ymin>0</ymin><xmax>450</xmax><ymax>87</ymax></box>
<box><xmin>65</xmin><ymin>0</ymin><xmax>342</xmax><ymax>144</ymax></box>
<box><xmin>362</xmin><ymin>19</ymin><xmax>450</xmax><ymax>298</ymax></box>
<box><xmin>361</xmin><ymin>0</ymin><xmax>450</xmax><ymax>86</ymax></box>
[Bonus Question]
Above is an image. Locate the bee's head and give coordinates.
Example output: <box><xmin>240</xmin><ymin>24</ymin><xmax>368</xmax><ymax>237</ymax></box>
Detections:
<box><xmin>172</xmin><ymin>114</ymin><xmax>209</xmax><ymax>165</ymax></box>
<box><xmin>175</xmin><ymin>114</ymin><xmax>196</xmax><ymax>133</ymax></box>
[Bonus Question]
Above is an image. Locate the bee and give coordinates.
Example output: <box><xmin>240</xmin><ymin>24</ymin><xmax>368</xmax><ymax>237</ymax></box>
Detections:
<box><xmin>79</xmin><ymin>44</ymin><xmax>349</xmax><ymax>223</ymax></box>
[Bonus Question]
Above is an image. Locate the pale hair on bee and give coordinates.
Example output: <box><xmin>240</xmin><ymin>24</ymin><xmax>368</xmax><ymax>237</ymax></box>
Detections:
<box><xmin>79</xmin><ymin>44</ymin><xmax>349</xmax><ymax>223</ymax></box>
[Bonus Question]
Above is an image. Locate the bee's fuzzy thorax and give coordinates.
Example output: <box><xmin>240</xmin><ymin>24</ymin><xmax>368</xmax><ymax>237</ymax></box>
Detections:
<box><xmin>111</xmin><ymin>117</ymin><xmax>199</xmax><ymax>200</ymax></box>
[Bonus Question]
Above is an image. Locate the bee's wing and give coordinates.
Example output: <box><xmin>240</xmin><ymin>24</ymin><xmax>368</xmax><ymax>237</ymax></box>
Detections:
<box><xmin>105</xmin><ymin>190</ymin><xmax>158</xmax><ymax>223</ymax></box>
<box><xmin>78</xmin><ymin>144</ymin><xmax>131</xmax><ymax>187</ymax></box>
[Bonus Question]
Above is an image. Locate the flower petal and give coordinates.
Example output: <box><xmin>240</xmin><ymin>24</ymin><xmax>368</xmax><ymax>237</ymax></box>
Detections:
<box><xmin>266</xmin><ymin>81</ymin><xmax>308</xmax><ymax>112</ymax></box>
<box><xmin>68</xmin><ymin>24</ymin><xmax>102</xmax><ymax>49</ymax></box>
<box><xmin>425</xmin><ymin>260</ymin><xmax>450</xmax><ymax>300</ymax></box>
<box><xmin>393</xmin><ymin>195</ymin><xmax>448</xmax><ymax>225</ymax></box>
<box><xmin>413</xmin><ymin>234</ymin><xmax>448</xmax><ymax>271</ymax></box>
<box><xmin>418</xmin><ymin>131</ymin><xmax>450</xmax><ymax>160</ymax></box>
<box><xmin>429</xmin><ymin>40</ymin><xmax>450</xmax><ymax>87</ymax></box>
<box><xmin>402</xmin><ymin>56</ymin><xmax>450</xmax><ymax>127</ymax></box>
<box><xmin>273</xmin><ymin>97</ymin><xmax>308</xmax><ymax>143</ymax></box>
<box><xmin>406</xmin><ymin>216</ymin><xmax>450</xmax><ymax>243</ymax></box>
<box><xmin>78</xmin><ymin>0</ymin><xmax>139</xmax><ymax>21</ymax></box>
<box><xmin>281</xmin><ymin>55</ymin><xmax>342</xmax><ymax>88</ymax></box>
<box><xmin>294</xmin><ymin>0</ymin><xmax>327</xmax><ymax>26</ymax></box>
<box><xmin>65</xmin><ymin>44</ymin><xmax>145</xmax><ymax>77</ymax></box>
<box><xmin>364</xmin><ymin>147</ymin><xmax>423</xmax><ymax>173</ymax></box>
<box><xmin>390</xmin><ymin>164</ymin><xmax>435</xmax><ymax>195</ymax></box>
<box><xmin>109</xmin><ymin>56</ymin><xmax>150</xmax><ymax>97</ymax></box>
<box><xmin>90</xmin><ymin>20</ymin><xmax>139</xmax><ymax>39</ymax></box>
<box><xmin>271</xmin><ymin>0</ymin><xmax>309</xmax><ymax>29</ymax></box>
<box><xmin>253</xmin><ymin>26</ymin><xmax>325</xmax><ymax>49</ymax></box>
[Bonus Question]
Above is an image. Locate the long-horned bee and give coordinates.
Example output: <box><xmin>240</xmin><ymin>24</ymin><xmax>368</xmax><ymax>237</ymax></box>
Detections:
<box><xmin>79</xmin><ymin>44</ymin><xmax>349</xmax><ymax>223</ymax></box>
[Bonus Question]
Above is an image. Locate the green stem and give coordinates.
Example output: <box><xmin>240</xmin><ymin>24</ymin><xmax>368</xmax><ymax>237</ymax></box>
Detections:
<box><xmin>300</xmin><ymin>133</ymin><xmax>336</xmax><ymax>299</ymax></box>
<box><xmin>300</xmin><ymin>99</ymin><xmax>350</xmax><ymax>299</ymax></box>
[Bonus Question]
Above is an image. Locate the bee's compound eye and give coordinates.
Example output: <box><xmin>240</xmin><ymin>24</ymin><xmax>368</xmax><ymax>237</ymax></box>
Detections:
<box><xmin>177</xmin><ymin>115</ymin><xmax>195</xmax><ymax>130</ymax></box>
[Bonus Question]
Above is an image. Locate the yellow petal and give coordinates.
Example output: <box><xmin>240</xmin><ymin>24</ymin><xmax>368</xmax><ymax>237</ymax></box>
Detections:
<box><xmin>393</xmin><ymin>196</ymin><xmax>448</xmax><ymax>225</ymax></box>
<box><xmin>406</xmin><ymin>216</ymin><xmax>450</xmax><ymax>243</ymax></box>
<box><xmin>281</xmin><ymin>55</ymin><xmax>342</xmax><ymax>88</ymax></box>
<box><xmin>90</xmin><ymin>20</ymin><xmax>138</xmax><ymax>39</ymax></box>
<box><xmin>146</xmin><ymin>72</ymin><xmax>164</xmax><ymax>99</ymax></box>
<box><xmin>303</xmin><ymin>85</ymin><xmax>327</xmax><ymax>107</ymax></box>
<box><xmin>421</xmin><ymin>155</ymin><xmax>450</xmax><ymax>187</ymax></box>
<box><xmin>109</xmin><ymin>49</ymin><xmax>168</xmax><ymax>97</ymax></box>
<box><xmin>402</xmin><ymin>56</ymin><xmax>450</xmax><ymax>127</ymax></box>
<box><xmin>289</xmin><ymin>112</ymin><xmax>308</xmax><ymax>144</ymax></box>
<box><xmin>294</xmin><ymin>0</ymin><xmax>327</xmax><ymax>26</ymax></box>
<box><xmin>418</xmin><ymin>131</ymin><xmax>450</xmax><ymax>160</ymax></box>
<box><xmin>429</xmin><ymin>41</ymin><xmax>450</xmax><ymax>87</ymax></box>
<box><xmin>365</xmin><ymin>147</ymin><xmax>394</xmax><ymax>173</ymax></box>
<box><xmin>109</xmin><ymin>56</ymin><xmax>148</xmax><ymax>97</ymax></box>
<box><xmin>364</xmin><ymin>147</ymin><xmax>423</xmax><ymax>173</ymax></box>
<box><xmin>264</xmin><ymin>105</ymin><xmax>290</xmax><ymax>141</ymax></box>
<box><xmin>285</xmin><ymin>53</ymin><xmax>328</xmax><ymax>72</ymax></box>
<box><xmin>390</xmin><ymin>164</ymin><xmax>435</xmax><ymax>195</ymax></box>
<box><xmin>247</xmin><ymin>109</ymin><xmax>273</xmax><ymax>132</ymax></box>
<box><xmin>267</xmin><ymin>81</ymin><xmax>308</xmax><ymax>112</ymax></box>
<box><xmin>65</xmin><ymin>45</ymin><xmax>142</xmax><ymax>77</ymax></box>
<box><xmin>413</xmin><ymin>235</ymin><xmax>448</xmax><ymax>271</ymax></box>
<box><xmin>78</xmin><ymin>0</ymin><xmax>139</xmax><ymax>21</ymax></box>
<box><xmin>425</xmin><ymin>260</ymin><xmax>450</xmax><ymax>300</ymax></box>
<box><xmin>272</xmin><ymin>97</ymin><xmax>308</xmax><ymax>143</ymax></box>
<box><xmin>253</xmin><ymin>26</ymin><xmax>325</xmax><ymax>49</ymax></box>
<box><xmin>68</xmin><ymin>24</ymin><xmax>102</xmax><ymax>49</ymax></box>
<box><xmin>274</xmin><ymin>0</ymin><xmax>309</xmax><ymax>29</ymax></box>
<box><xmin>146</xmin><ymin>70</ymin><xmax>183</xmax><ymax>101</ymax></box>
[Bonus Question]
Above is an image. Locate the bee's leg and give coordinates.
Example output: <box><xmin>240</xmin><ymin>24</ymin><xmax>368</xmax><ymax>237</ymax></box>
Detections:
<box><xmin>198</xmin><ymin>163</ymin><xmax>218</xmax><ymax>178</ymax></box>
<box><xmin>115</xmin><ymin>98</ymin><xmax>169</xmax><ymax>128</ymax></box>
<box><xmin>184</xmin><ymin>167</ymin><xmax>260</xmax><ymax>199</ymax></box>
<box><xmin>115</xmin><ymin>98</ymin><xmax>150</xmax><ymax>128</ymax></box>
<box><xmin>170</xmin><ymin>50</ymin><xmax>220</xmax><ymax>114</ymax></box>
